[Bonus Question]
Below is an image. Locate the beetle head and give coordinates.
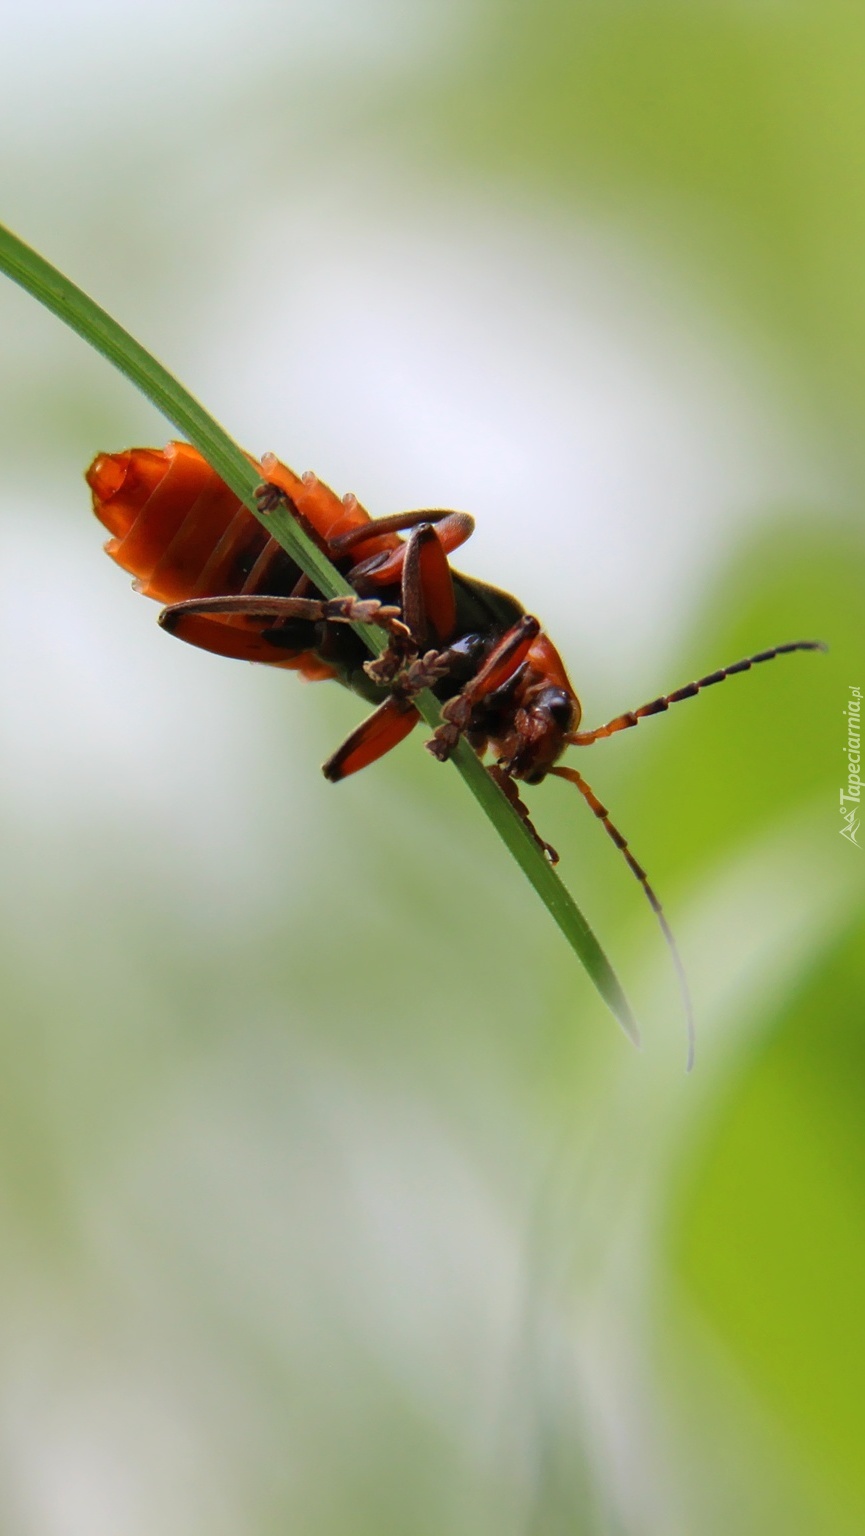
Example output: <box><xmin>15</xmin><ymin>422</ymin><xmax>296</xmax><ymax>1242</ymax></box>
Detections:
<box><xmin>497</xmin><ymin>684</ymin><xmax>578</xmax><ymax>783</ymax></box>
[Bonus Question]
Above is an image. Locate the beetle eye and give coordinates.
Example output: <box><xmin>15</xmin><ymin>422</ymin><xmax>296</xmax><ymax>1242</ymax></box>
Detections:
<box><xmin>542</xmin><ymin>689</ymin><xmax>574</xmax><ymax>728</ymax></box>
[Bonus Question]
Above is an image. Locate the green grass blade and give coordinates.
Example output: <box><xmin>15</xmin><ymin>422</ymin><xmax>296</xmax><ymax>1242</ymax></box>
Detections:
<box><xmin>0</xmin><ymin>220</ymin><xmax>639</xmax><ymax>1046</ymax></box>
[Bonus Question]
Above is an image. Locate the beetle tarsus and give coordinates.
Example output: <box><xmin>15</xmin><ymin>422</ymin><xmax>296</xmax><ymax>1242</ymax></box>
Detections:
<box><xmin>426</xmin><ymin>690</ymin><xmax>474</xmax><ymax>761</ymax></box>
<box><xmin>364</xmin><ymin>631</ymin><xmax>418</xmax><ymax>686</ymax></box>
<box><xmin>254</xmin><ymin>478</ymin><xmax>296</xmax><ymax>517</ymax></box>
<box><xmin>382</xmin><ymin>647</ymin><xmax>454</xmax><ymax>699</ymax></box>
<box><xmin>488</xmin><ymin>764</ymin><xmax>559</xmax><ymax>863</ymax></box>
<box><xmin>322</xmin><ymin>596</ymin><xmax>405</xmax><ymax>629</ymax></box>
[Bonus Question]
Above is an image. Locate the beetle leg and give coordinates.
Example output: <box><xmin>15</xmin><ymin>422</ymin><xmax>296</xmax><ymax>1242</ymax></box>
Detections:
<box><xmin>570</xmin><ymin>640</ymin><xmax>827</xmax><ymax>745</ymax></box>
<box><xmin>488</xmin><ymin>765</ymin><xmax>559</xmax><ymax>863</ymax></box>
<box><xmin>364</xmin><ymin>522</ymin><xmax>459</xmax><ymax>686</ymax></box>
<box><xmin>159</xmin><ymin>592</ymin><xmax>410</xmax><ymax>638</ymax></box>
<box><xmin>400</xmin><ymin>522</ymin><xmax>458</xmax><ymax>647</ymax></box>
<box><xmin>344</xmin><ymin>512</ymin><xmax>475</xmax><ymax>588</ymax></box>
<box><xmin>322</xmin><ymin>697</ymin><xmax>420</xmax><ymax>781</ymax></box>
<box><xmin>346</xmin><ymin>512</ymin><xmax>474</xmax><ymax>589</ymax></box>
<box><xmin>330</xmin><ymin>508</ymin><xmax>474</xmax><ymax>557</ymax></box>
<box><xmin>392</xmin><ymin>648</ymin><xmax>455</xmax><ymax>695</ymax></box>
<box><xmin>254</xmin><ymin>477</ymin><xmax>474</xmax><ymax>586</ymax></box>
<box><xmin>427</xmin><ymin>615</ymin><xmax>541</xmax><ymax>761</ymax></box>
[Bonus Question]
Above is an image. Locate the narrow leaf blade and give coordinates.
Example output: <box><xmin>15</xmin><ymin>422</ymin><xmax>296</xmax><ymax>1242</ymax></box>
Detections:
<box><xmin>0</xmin><ymin>221</ymin><xmax>639</xmax><ymax>1045</ymax></box>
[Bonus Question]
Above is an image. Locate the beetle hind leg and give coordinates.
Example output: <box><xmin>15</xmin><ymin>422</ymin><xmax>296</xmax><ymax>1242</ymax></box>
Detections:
<box><xmin>159</xmin><ymin>592</ymin><xmax>406</xmax><ymax>632</ymax></box>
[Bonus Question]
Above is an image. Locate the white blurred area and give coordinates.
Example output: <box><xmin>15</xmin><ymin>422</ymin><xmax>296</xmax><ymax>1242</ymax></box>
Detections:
<box><xmin>216</xmin><ymin>190</ymin><xmax>837</xmax><ymax>671</ymax></box>
<box><xmin>0</xmin><ymin>4</ymin><xmax>849</xmax><ymax>1534</ymax></box>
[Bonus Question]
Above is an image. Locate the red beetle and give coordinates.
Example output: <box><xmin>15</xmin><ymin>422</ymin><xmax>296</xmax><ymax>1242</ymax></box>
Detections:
<box><xmin>87</xmin><ymin>441</ymin><xmax>824</xmax><ymax>1059</ymax></box>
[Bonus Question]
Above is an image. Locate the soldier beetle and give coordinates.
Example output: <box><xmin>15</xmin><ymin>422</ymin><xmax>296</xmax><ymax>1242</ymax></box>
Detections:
<box><xmin>87</xmin><ymin>441</ymin><xmax>825</xmax><ymax>1061</ymax></box>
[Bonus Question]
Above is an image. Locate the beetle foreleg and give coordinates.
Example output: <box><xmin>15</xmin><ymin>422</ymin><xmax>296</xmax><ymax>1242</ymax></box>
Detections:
<box><xmin>488</xmin><ymin>765</ymin><xmax>559</xmax><ymax>863</ymax></box>
<box><xmin>426</xmin><ymin>615</ymin><xmax>541</xmax><ymax>761</ymax></box>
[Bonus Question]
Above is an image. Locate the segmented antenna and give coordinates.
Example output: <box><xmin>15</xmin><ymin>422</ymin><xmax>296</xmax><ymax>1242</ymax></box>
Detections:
<box><xmin>569</xmin><ymin>641</ymin><xmax>827</xmax><ymax>746</ymax></box>
<box><xmin>550</xmin><ymin>764</ymin><xmax>695</xmax><ymax>1071</ymax></box>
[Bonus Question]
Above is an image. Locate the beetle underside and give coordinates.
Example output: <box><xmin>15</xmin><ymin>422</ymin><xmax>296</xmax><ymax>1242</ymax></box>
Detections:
<box><xmin>88</xmin><ymin>441</ymin><xmax>827</xmax><ymax>1069</ymax></box>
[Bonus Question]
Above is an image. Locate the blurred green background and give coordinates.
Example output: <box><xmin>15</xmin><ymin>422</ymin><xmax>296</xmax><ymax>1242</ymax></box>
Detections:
<box><xmin>0</xmin><ymin>3</ymin><xmax>863</xmax><ymax>1532</ymax></box>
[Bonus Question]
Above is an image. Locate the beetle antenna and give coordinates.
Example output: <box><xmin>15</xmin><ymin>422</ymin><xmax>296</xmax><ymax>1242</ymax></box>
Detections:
<box><xmin>569</xmin><ymin>640</ymin><xmax>827</xmax><ymax>746</ymax></box>
<box><xmin>550</xmin><ymin>764</ymin><xmax>695</xmax><ymax>1071</ymax></box>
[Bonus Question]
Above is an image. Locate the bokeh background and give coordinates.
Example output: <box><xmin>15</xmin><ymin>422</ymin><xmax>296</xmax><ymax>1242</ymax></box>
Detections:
<box><xmin>0</xmin><ymin>3</ymin><xmax>863</xmax><ymax>1532</ymax></box>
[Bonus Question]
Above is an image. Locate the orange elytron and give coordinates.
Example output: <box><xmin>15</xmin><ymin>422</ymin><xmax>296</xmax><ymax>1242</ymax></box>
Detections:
<box><xmin>87</xmin><ymin>441</ymin><xmax>825</xmax><ymax>1059</ymax></box>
